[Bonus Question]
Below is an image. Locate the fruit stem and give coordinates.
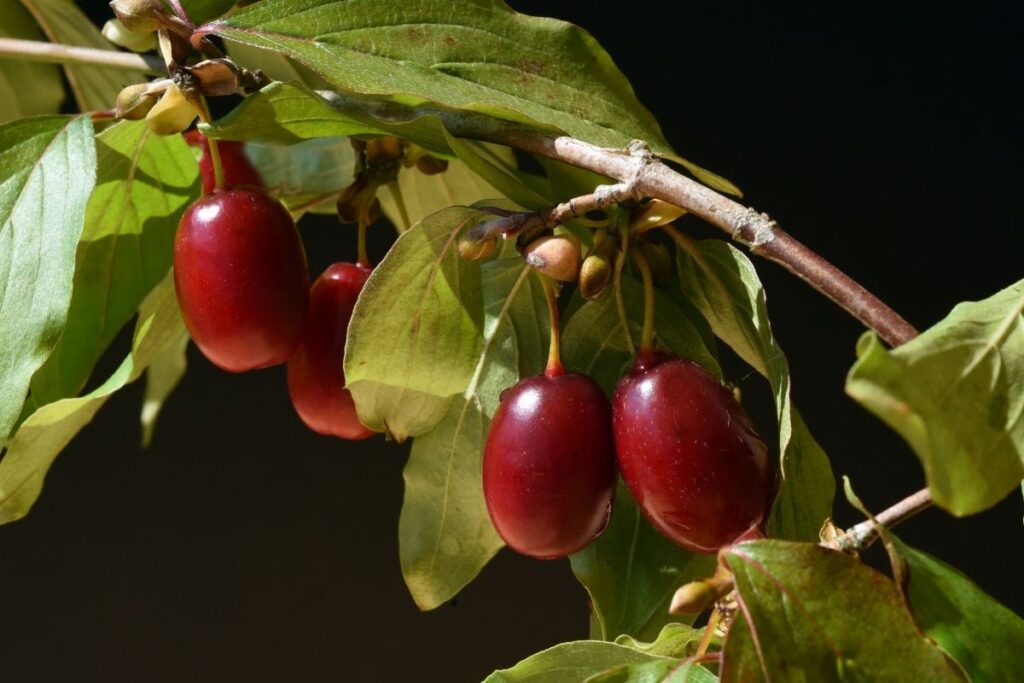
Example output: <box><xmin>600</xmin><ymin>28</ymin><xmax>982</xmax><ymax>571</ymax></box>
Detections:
<box><xmin>630</xmin><ymin>248</ymin><xmax>656</xmax><ymax>354</ymax></box>
<box><xmin>357</xmin><ymin>218</ymin><xmax>370</xmax><ymax>267</ymax></box>
<box><xmin>386</xmin><ymin>180</ymin><xmax>412</xmax><ymax>232</ymax></box>
<box><xmin>194</xmin><ymin>97</ymin><xmax>225</xmax><ymax>191</ymax></box>
<box><xmin>538</xmin><ymin>273</ymin><xmax>565</xmax><ymax>377</ymax></box>
<box><xmin>612</xmin><ymin>211</ymin><xmax>636</xmax><ymax>357</ymax></box>
<box><xmin>695</xmin><ymin>608</ymin><xmax>722</xmax><ymax>658</ymax></box>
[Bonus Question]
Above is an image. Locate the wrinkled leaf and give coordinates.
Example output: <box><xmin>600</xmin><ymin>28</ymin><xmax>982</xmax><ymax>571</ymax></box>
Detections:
<box><xmin>889</xmin><ymin>535</ymin><xmax>1024</xmax><ymax>682</ymax></box>
<box><xmin>484</xmin><ymin>640</ymin><xmax>671</xmax><ymax>683</ymax></box>
<box><xmin>344</xmin><ymin>207</ymin><xmax>485</xmax><ymax>441</ymax></box>
<box><xmin>0</xmin><ymin>275</ymin><xmax>187</xmax><ymax>522</ymax></box>
<box><xmin>21</xmin><ymin>0</ymin><xmax>143</xmax><ymax>111</ymax></box>
<box><xmin>29</xmin><ymin>120</ymin><xmax>198</xmax><ymax>407</ymax></box>
<box><xmin>0</xmin><ymin>115</ymin><xmax>95</xmax><ymax>444</ymax></box>
<box><xmin>201</xmin><ymin>0</ymin><xmax>672</xmax><ymax>155</ymax></box>
<box><xmin>846</xmin><ymin>279</ymin><xmax>1024</xmax><ymax>515</ymax></box>
<box><xmin>565</xmin><ymin>275</ymin><xmax>719</xmax><ymax>641</ymax></box>
<box><xmin>400</xmin><ymin>249</ymin><xmax>547</xmax><ymax>609</ymax></box>
<box><xmin>676</xmin><ymin>238</ymin><xmax>834</xmax><ymax>541</ymax></box>
<box><xmin>614</xmin><ymin>623</ymin><xmax>706</xmax><ymax>659</ymax></box>
<box><xmin>720</xmin><ymin>540</ymin><xmax>966</xmax><ymax>682</ymax></box>
<box><xmin>0</xmin><ymin>0</ymin><xmax>64</xmax><ymax>123</ymax></box>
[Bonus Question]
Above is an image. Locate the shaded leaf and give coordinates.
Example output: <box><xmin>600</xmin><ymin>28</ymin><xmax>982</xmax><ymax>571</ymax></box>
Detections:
<box><xmin>846</xmin><ymin>279</ymin><xmax>1024</xmax><ymax>515</ymax></box>
<box><xmin>484</xmin><ymin>640</ymin><xmax>671</xmax><ymax>683</ymax></box>
<box><xmin>0</xmin><ymin>115</ymin><xmax>95</xmax><ymax>445</ymax></box>
<box><xmin>614</xmin><ymin>623</ymin><xmax>706</xmax><ymax>659</ymax></box>
<box><xmin>344</xmin><ymin>207</ymin><xmax>485</xmax><ymax>441</ymax></box>
<box><xmin>720</xmin><ymin>540</ymin><xmax>966</xmax><ymax>682</ymax></box>
<box><xmin>399</xmin><ymin>249</ymin><xmax>547</xmax><ymax>609</ymax></box>
<box><xmin>890</xmin><ymin>534</ymin><xmax>1024</xmax><ymax>683</ymax></box>
<box><xmin>564</xmin><ymin>275</ymin><xmax>719</xmax><ymax>641</ymax></box>
<box><xmin>29</xmin><ymin>120</ymin><xmax>198</xmax><ymax>407</ymax></box>
<box><xmin>20</xmin><ymin>0</ymin><xmax>143</xmax><ymax>111</ymax></box>
<box><xmin>179</xmin><ymin>0</ymin><xmax>235</xmax><ymax>24</ymax></box>
<box><xmin>0</xmin><ymin>275</ymin><xmax>187</xmax><ymax>522</ymax></box>
<box><xmin>140</xmin><ymin>327</ymin><xmax>188</xmax><ymax>448</ymax></box>
<box><xmin>585</xmin><ymin>659</ymin><xmax>715</xmax><ymax>683</ymax></box>
<box><xmin>676</xmin><ymin>238</ymin><xmax>834</xmax><ymax>541</ymax></box>
<box><xmin>0</xmin><ymin>0</ymin><xmax>65</xmax><ymax>123</ymax></box>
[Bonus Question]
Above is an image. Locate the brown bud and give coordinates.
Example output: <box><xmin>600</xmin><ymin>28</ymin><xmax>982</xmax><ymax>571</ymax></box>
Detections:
<box><xmin>102</xmin><ymin>19</ymin><xmax>157</xmax><ymax>52</ymax></box>
<box><xmin>364</xmin><ymin>137</ymin><xmax>404</xmax><ymax>164</ymax></box>
<box><xmin>109</xmin><ymin>0</ymin><xmax>166</xmax><ymax>34</ymax></box>
<box><xmin>145</xmin><ymin>82</ymin><xmax>198</xmax><ymax>135</ymax></box>
<box><xmin>416</xmin><ymin>155</ymin><xmax>449</xmax><ymax>175</ymax></box>
<box><xmin>579</xmin><ymin>252</ymin><xmax>612</xmax><ymax>299</ymax></box>
<box><xmin>669</xmin><ymin>580</ymin><xmax>718</xmax><ymax>615</ymax></box>
<box><xmin>457</xmin><ymin>234</ymin><xmax>498</xmax><ymax>261</ymax></box>
<box><xmin>523</xmin><ymin>234</ymin><xmax>581</xmax><ymax>282</ymax></box>
<box><xmin>189</xmin><ymin>59</ymin><xmax>241</xmax><ymax>97</ymax></box>
<box><xmin>115</xmin><ymin>83</ymin><xmax>158</xmax><ymax>120</ymax></box>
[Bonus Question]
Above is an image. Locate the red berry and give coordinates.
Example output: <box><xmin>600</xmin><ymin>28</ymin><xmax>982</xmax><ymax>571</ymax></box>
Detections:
<box><xmin>287</xmin><ymin>262</ymin><xmax>374</xmax><ymax>440</ymax></box>
<box><xmin>613</xmin><ymin>352</ymin><xmax>774</xmax><ymax>553</ymax></box>
<box><xmin>483</xmin><ymin>373</ymin><xmax>617</xmax><ymax>559</ymax></box>
<box><xmin>174</xmin><ymin>188</ymin><xmax>309</xmax><ymax>372</ymax></box>
<box><xmin>184</xmin><ymin>130</ymin><xmax>264</xmax><ymax>193</ymax></box>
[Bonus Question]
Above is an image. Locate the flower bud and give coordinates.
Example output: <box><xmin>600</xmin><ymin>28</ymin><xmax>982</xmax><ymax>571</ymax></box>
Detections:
<box><xmin>109</xmin><ymin>0</ymin><xmax>166</xmax><ymax>34</ymax></box>
<box><xmin>523</xmin><ymin>234</ymin><xmax>581</xmax><ymax>282</ymax></box>
<box><xmin>102</xmin><ymin>19</ymin><xmax>157</xmax><ymax>52</ymax></box>
<box><xmin>631</xmin><ymin>198</ymin><xmax>686</xmax><ymax>233</ymax></box>
<box><xmin>115</xmin><ymin>83</ymin><xmax>158</xmax><ymax>120</ymax></box>
<box><xmin>579</xmin><ymin>252</ymin><xmax>612</xmax><ymax>299</ymax></box>
<box><xmin>145</xmin><ymin>82</ymin><xmax>198</xmax><ymax>136</ymax></box>
<box><xmin>669</xmin><ymin>580</ymin><xmax>717</xmax><ymax>615</ymax></box>
<box><xmin>457</xmin><ymin>234</ymin><xmax>498</xmax><ymax>261</ymax></box>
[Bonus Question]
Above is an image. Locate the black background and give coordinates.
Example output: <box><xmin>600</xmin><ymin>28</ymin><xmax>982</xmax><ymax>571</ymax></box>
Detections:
<box><xmin>2</xmin><ymin>2</ymin><xmax>1022</xmax><ymax>681</ymax></box>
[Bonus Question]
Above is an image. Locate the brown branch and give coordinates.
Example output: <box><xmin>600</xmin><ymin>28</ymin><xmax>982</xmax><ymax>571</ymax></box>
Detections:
<box><xmin>840</xmin><ymin>487</ymin><xmax>934</xmax><ymax>551</ymax></box>
<box><xmin>0</xmin><ymin>37</ymin><xmax>164</xmax><ymax>74</ymax></box>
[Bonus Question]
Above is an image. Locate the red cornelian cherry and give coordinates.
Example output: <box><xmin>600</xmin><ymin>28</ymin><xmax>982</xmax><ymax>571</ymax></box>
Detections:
<box><xmin>287</xmin><ymin>262</ymin><xmax>374</xmax><ymax>440</ymax></box>
<box><xmin>173</xmin><ymin>188</ymin><xmax>309</xmax><ymax>372</ymax></box>
<box><xmin>183</xmin><ymin>130</ymin><xmax>264</xmax><ymax>193</ymax></box>
<box><xmin>483</xmin><ymin>371</ymin><xmax>617</xmax><ymax>559</ymax></box>
<box><xmin>613</xmin><ymin>351</ymin><xmax>774</xmax><ymax>553</ymax></box>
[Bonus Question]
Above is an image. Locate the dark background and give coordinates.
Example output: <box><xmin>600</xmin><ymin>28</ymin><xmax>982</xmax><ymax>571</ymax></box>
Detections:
<box><xmin>2</xmin><ymin>2</ymin><xmax>1022</xmax><ymax>681</ymax></box>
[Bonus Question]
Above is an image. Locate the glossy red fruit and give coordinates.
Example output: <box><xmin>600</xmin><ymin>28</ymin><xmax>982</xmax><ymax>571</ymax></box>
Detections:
<box><xmin>183</xmin><ymin>130</ymin><xmax>264</xmax><ymax>193</ymax></box>
<box><xmin>483</xmin><ymin>373</ymin><xmax>617</xmax><ymax>559</ymax></box>
<box><xmin>174</xmin><ymin>188</ymin><xmax>309</xmax><ymax>372</ymax></box>
<box><xmin>287</xmin><ymin>262</ymin><xmax>374</xmax><ymax>440</ymax></box>
<box><xmin>613</xmin><ymin>352</ymin><xmax>774</xmax><ymax>553</ymax></box>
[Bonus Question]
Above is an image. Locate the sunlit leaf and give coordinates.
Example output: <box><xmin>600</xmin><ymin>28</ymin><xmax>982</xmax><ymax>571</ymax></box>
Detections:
<box><xmin>614</xmin><ymin>623</ymin><xmax>706</xmax><ymax>659</ymax></box>
<box><xmin>399</xmin><ymin>247</ymin><xmax>548</xmax><ymax>609</ymax></box>
<box><xmin>0</xmin><ymin>275</ymin><xmax>187</xmax><ymax>522</ymax></box>
<box><xmin>484</xmin><ymin>640</ymin><xmax>672</xmax><ymax>683</ymax></box>
<box><xmin>29</xmin><ymin>120</ymin><xmax>198</xmax><ymax>407</ymax></box>
<box><xmin>584</xmin><ymin>659</ymin><xmax>715</xmax><ymax>683</ymax></box>
<box><xmin>344</xmin><ymin>207</ymin><xmax>485</xmax><ymax>441</ymax></box>
<box><xmin>846</xmin><ymin>278</ymin><xmax>1024</xmax><ymax>515</ymax></box>
<box><xmin>140</xmin><ymin>327</ymin><xmax>189</xmax><ymax>448</ymax></box>
<box><xmin>720</xmin><ymin>540</ymin><xmax>966</xmax><ymax>682</ymax></box>
<box><xmin>0</xmin><ymin>115</ymin><xmax>95</xmax><ymax>445</ymax></box>
<box><xmin>676</xmin><ymin>238</ymin><xmax>834</xmax><ymax>541</ymax></box>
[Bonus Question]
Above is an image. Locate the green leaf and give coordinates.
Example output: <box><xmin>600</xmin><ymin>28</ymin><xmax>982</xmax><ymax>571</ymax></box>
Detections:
<box><xmin>0</xmin><ymin>115</ymin><xmax>95</xmax><ymax>445</ymax></box>
<box><xmin>846</xmin><ymin>279</ymin><xmax>1024</xmax><ymax>515</ymax></box>
<box><xmin>484</xmin><ymin>640</ymin><xmax>671</xmax><ymax>683</ymax></box>
<box><xmin>720</xmin><ymin>540</ymin><xmax>966</xmax><ymax>682</ymax></box>
<box><xmin>202</xmin><ymin>0</ymin><xmax>672</xmax><ymax>154</ymax></box>
<box><xmin>20</xmin><ymin>0</ymin><xmax>143</xmax><ymax>111</ymax></box>
<box><xmin>225</xmin><ymin>40</ymin><xmax>331</xmax><ymax>88</ymax></box>
<box><xmin>140</xmin><ymin>328</ymin><xmax>188</xmax><ymax>448</ymax></box>
<box><xmin>890</xmin><ymin>534</ymin><xmax>1024</xmax><ymax>682</ymax></box>
<box><xmin>242</xmin><ymin>136</ymin><xmax>357</xmax><ymax>217</ymax></box>
<box><xmin>0</xmin><ymin>0</ymin><xmax>65</xmax><ymax>123</ymax></box>
<box><xmin>205</xmin><ymin>81</ymin><xmax>452</xmax><ymax>155</ymax></box>
<box><xmin>179</xmin><ymin>0</ymin><xmax>236</xmax><ymax>24</ymax></box>
<box><xmin>399</xmin><ymin>249</ymin><xmax>548</xmax><ymax>609</ymax></box>
<box><xmin>564</xmin><ymin>275</ymin><xmax>719</xmax><ymax>641</ymax></box>
<box><xmin>443</xmin><ymin>134</ymin><xmax>552</xmax><ymax>210</ymax></box>
<box><xmin>614</xmin><ymin>623</ymin><xmax>706</xmax><ymax>659</ymax></box>
<box><xmin>0</xmin><ymin>274</ymin><xmax>187</xmax><ymax>522</ymax></box>
<box><xmin>675</xmin><ymin>238</ymin><xmax>834</xmax><ymax>541</ymax></box>
<box><xmin>584</xmin><ymin>659</ymin><xmax>715</xmax><ymax>683</ymax></box>
<box><xmin>344</xmin><ymin>207</ymin><xmax>485</xmax><ymax>441</ymax></box>
<box><xmin>29</xmin><ymin>120</ymin><xmax>198</xmax><ymax>407</ymax></box>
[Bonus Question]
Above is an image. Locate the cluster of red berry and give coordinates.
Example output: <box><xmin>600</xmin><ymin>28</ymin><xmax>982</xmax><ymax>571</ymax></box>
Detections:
<box><xmin>484</xmin><ymin>341</ymin><xmax>775</xmax><ymax>559</ymax></box>
<box><xmin>174</xmin><ymin>133</ymin><xmax>372</xmax><ymax>440</ymax></box>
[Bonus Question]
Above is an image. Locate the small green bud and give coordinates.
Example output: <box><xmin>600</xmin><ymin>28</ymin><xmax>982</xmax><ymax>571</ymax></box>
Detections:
<box><xmin>668</xmin><ymin>580</ymin><xmax>717</xmax><ymax>615</ymax></box>
<box><xmin>579</xmin><ymin>252</ymin><xmax>612</xmax><ymax>299</ymax></box>
<box><xmin>457</xmin><ymin>234</ymin><xmax>498</xmax><ymax>261</ymax></box>
<box><xmin>115</xmin><ymin>83</ymin><xmax>158</xmax><ymax>120</ymax></box>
